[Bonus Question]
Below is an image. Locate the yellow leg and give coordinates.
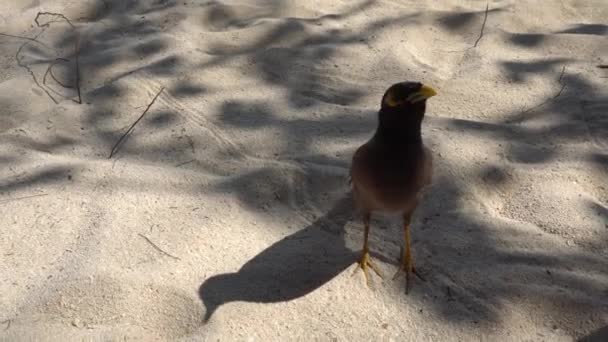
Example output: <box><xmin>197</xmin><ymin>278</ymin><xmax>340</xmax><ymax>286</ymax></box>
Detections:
<box><xmin>393</xmin><ymin>222</ymin><xmax>425</xmax><ymax>293</ymax></box>
<box><xmin>404</xmin><ymin>224</ymin><xmax>414</xmax><ymax>293</ymax></box>
<box><xmin>353</xmin><ymin>213</ymin><xmax>383</xmax><ymax>285</ymax></box>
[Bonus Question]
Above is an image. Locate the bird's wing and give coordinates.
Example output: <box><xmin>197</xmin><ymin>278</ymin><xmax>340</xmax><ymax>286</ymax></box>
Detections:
<box><xmin>421</xmin><ymin>145</ymin><xmax>433</xmax><ymax>187</ymax></box>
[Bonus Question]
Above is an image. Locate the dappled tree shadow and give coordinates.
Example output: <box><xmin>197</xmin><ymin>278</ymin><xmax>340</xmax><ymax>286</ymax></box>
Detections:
<box><xmin>196</xmin><ymin>6</ymin><xmax>607</xmax><ymax>337</ymax></box>
<box><xmin>449</xmin><ymin>65</ymin><xmax>607</xmax><ymax>164</ymax></box>
<box><xmin>0</xmin><ymin>0</ymin><xmax>606</xmax><ymax>339</ymax></box>
<box><xmin>508</xmin><ymin>33</ymin><xmax>546</xmax><ymax>47</ymax></box>
<box><xmin>557</xmin><ymin>24</ymin><xmax>607</xmax><ymax>36</ymax></box>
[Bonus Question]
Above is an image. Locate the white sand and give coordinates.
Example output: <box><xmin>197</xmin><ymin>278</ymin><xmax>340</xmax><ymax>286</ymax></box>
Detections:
<box><xmin>1</xmin><ymin>0</ymin><xmax>607</xmax><ymax>340</ymax></box>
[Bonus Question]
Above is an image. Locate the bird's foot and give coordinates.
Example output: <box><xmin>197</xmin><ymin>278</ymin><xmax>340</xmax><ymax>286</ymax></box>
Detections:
<box><xmin>393</xmin><ymin>252</ymin><xmax>425</xmax><ymax>294</ymax></box>
<box><xmin>352</xmin><ymin>249</ymin><xmax>383</xmax><ymax>286</ymax></box>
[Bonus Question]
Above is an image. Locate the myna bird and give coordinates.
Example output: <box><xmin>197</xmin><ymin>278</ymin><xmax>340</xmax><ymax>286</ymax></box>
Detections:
<box><xmin>350</xmin><ymin>81</ymin><xmax>437</xmax><ymax>293</ymax></box>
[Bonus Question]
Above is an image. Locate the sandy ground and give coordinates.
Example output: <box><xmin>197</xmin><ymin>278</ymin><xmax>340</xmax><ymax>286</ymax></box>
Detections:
<box><xmin>0</xmin><ymin>0</ymin><xmax>607</xmax><ymax>341</ymax></box>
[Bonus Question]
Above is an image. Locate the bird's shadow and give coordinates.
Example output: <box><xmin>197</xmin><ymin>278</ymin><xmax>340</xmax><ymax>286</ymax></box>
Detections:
<box><xmin>579</xmin><ymin>326</ymin><xmax>608</xmax><ymax>342</ymax></box>
<box><xmin>198</xmin><ymin>194</ymin><xmax>358</xmax><ymax>322</ymax></box>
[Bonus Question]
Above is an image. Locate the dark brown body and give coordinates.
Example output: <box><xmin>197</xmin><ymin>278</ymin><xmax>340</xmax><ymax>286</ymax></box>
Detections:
<box><xmin>351</xmin><ymin>140</ymin><xmax>432</xmax><ymax>216</ymax></box>
<box><xmin>348</xmin><ymin>81</ymin><xmax>436</xmax><ymax>291</ymax></box>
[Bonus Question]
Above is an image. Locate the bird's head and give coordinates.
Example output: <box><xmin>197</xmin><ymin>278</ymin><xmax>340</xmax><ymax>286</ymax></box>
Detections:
<box><xmin>376</xmin><ymin>81</ymin><xmax>437</xmax><ymax>141</ymax></box>
<box><xmin>380</xmin><ymin>81</ymin><xmax>437</xmax><ymax>113</ymax></box>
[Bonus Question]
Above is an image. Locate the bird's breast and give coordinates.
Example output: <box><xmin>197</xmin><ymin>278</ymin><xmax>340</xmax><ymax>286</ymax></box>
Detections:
<box><xmin>351</xmin><ymin>143</ymin><xmax>432</xmax><ymax>214</ymax></box>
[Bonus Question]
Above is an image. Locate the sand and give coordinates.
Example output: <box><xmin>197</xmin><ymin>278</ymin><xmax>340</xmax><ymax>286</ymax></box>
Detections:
<box><xmin>0</xmin><ymin>0</ymin><xmax>607</xmax><ymax>341</ymax></box>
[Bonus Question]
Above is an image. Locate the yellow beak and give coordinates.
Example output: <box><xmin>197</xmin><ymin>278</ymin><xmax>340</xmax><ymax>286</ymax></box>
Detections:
<box><xmin>408</xmin><ymin>84</ymin><xmax>438</xmax><ymax>103</ymax></box>
<box><xmin>419</xmin><ymin>85</ymin><xmax>437</xmax><ymax>98</ymax></box>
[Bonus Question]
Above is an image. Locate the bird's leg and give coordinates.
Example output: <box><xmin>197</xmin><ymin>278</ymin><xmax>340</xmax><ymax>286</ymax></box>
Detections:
<box><xmin>393</xmin><ymin>216</ymin><xmax>425</xmax><ymax>293</ymax></box>
<box><xmin>353</xmin><ymin>212</ymin><xmax>383</xmax><ymax>285</ymax></box>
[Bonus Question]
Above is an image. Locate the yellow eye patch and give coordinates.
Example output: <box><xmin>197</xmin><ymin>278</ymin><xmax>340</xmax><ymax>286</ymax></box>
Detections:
<box><xmin>384</xmin><ymin>90</ymin><xmax>402</xmax><ymax>107</ymax></box>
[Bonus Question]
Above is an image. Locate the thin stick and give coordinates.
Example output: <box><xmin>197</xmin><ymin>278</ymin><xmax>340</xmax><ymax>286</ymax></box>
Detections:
<box><xmin>2</xmin><ymin>319</ymin><xmax>11</xmax><ymax>331</ymax></box>
<box><xmin>74</xmin><ymin>33</ymin><xmax>82</xmax><ymax>104</ymax></box>
<box><xmin>0</xmin><ymin>193</ymin><xmax>48</xmax><ymax>204</ymax></box>
<box><xmin>446</xmin><ymin>286</ymin><xmax>455</xmax><ymax>301</ymax></box>
<box><xmin>521</xmin><ymin>66</ymin><xmax>567</xmax><ymax>114</ymax></box>
<box><xmin>553</xmin><ymin>66</ymin><xmax>567</xmax><ymax>98</ymax></box>
<box><xmin>50</xmin><ymin>64</ymin><xmax>74</xmax><ymax>88</ymax></box>
<box><xmin>35</xmin><ymin>12</ymin><xmax>75</xmax><ymax>29</ymax></box>
<box><xmin>34</xmin><ymin>12</ymin><xmax>82</xmax><ymax>104</ymax></box>
<box><xmin>473</xmin><ymin>1</ymin><xmax>489</xmax><ymax>48</ymax></box>
<box><xmin>41</xmin><ymin>57</ymin><xmax>81</xmax><ymax>103</ymax></box>
<box><xmin>108</xmin><ymin>87</ymin><xmax>165</xmax><ymax>159</ymax></box>
<box><xmin>0</xmin><ymin>32</ymin><xmax>54</xmax><ymax>50</ymax></box>
<box><xmin>175</xmin><ymin>159</ymin><xmax>195</xmax><ymax>167</ymax></box>
<box><xmin>557</xmin><ymin>66</ymin><xmax>566</xmax><ymax>83</ymax></box>
<box><xmin>15</xmin><ymin>29</ymin><xmax>59</xmax><ymax>104</ymax></box>
<box><xmin>41</xmin><ymin>58</ymin><xmax>84</xmax><ymax>102</ymax></box>
<box><xmin>43</xmin><ymin>58</ymin><xmax>72</xmax><ymax>88</ymax></box>
<box><xmin>138</xmin><ymin>233</ymin><xmax>180</xmax><ymax>260</ymax></box>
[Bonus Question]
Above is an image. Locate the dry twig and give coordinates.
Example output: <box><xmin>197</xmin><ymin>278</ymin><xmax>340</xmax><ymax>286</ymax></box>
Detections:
<box><xmin>0</xmin><ymin>32</ymin><xmax>54</xmax><ymax>50</ymax></box>
<box><xmin>447</xmin><ymin>286</ymin><xmax>455</xmax><ymax>301</ymax></box>
<box><xmin>473</xmin><ymin>1</ymin><xmax>490</xmax><ymax>48</ymax></box>
<box><xmin>0</xmin><ymin>193</ymin><xmax>48</xmax><ymax>205</ymax></box>
<box><xmin>35</xmin><ymin>12</ymin><xmax>75</xmax><ymax>29</ymax></box>
<box><xmin>74</xmin><ymin>34</ymin><xmax>82</xmax><ymax>104</ymax></box>
<box><xmin>43</xmin><ymin>58</ymin><xmax>72</xmax><ymax>88</ymax></box>
<box><xmin>15</xmin><ymin>29</ymin><xmax>59</xmax><ymax>104</ymax></box>
<box><xmin>175</xmin><ymin>159</ymin><xmax>195</xmax><ymax>167</ymax></box>
<box><xmin>2</xmin><ymin>319</ymin><xmax>12</xmax><ymax>331</ymax></box>
<box><xmin>138</xmin><ymin>233</ymin><xmax>180</xmax><ymax>260</ymax></box>
<box><xmin>33</xmin><ymin>12</ymin><xmax>82</xmax><ymax>104</ymax></box>
<box><xmin>108</xmin><ymin>87</ymin><xmax>165</xmax><ymax>159</ymax></box>
<box><xmin>521</xmin><ymin>66</ymin><xmax>567</xmax><ymax>114</ymax></box>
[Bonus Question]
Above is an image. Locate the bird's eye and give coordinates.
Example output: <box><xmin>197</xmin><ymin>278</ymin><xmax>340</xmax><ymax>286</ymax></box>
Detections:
<box><xmin>384</xmin><ymin>91</ymin><xmax>401</xmax><ymax>107</ymax></box>
<box><xmin>383</xmin><ymin>88</ymin><xmax>407</xmax><ymax>107</ymax></box>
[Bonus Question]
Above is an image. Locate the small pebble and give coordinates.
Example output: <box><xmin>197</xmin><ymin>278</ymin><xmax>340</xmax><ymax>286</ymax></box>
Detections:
<box><xmin>72</xmin><ymin>318</ymin><xmax>83</xmax><ymax>328</ymax></box>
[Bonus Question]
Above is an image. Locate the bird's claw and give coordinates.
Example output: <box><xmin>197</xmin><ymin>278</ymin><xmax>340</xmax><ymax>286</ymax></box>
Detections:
<box><xmin>393</xmin><ymin>250</ymin><xmax>425</xmax><ymax>294</ymax></box>
<box><xmin>393</xmin><ymin>264</ymin><xmax>425</xmax><ymax>279</ymax></box>
<box><xmin>352</xmin><ymin>250</ymin><xmax>383</xmax><ymax>286</ymax></box>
